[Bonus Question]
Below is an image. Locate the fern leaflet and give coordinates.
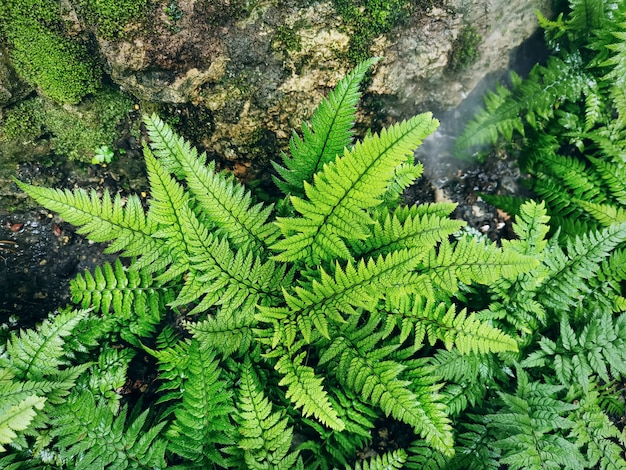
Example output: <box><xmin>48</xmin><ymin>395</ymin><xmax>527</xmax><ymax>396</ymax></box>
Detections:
<box><xmin>166</xmin><ymin>340</ymin><xmax>234</xmax><ymax>466</ymax></box>
<box><xmin>227</xmin><ymin>358</ymin><xmax>302</xmax><ymax>469</ymax></box>
<box><xmin>14</xmin><ymin>181</ymin><xmax>162</xmax><ymax>263</ymax></box>
<box><xmin>144</xmin><ymin>114</ymin><xmax>279</xmax><ymax>249</ymax></box>
<box><xmin>273</xmin><ymin>57</ymin><xmax>379</xmax><ymax>197</ymax></box>
<box><xmin>273</xmin><ymin>113</ymin><xmax>438</xmax><ymax>262</ymax></box>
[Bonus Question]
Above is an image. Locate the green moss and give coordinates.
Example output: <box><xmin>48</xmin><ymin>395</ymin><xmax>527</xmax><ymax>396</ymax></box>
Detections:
<box><xmin>0</xmin><ymin>0</ymin><xmax>102</xmax><ymax>104</ymax></box>
<box><xmin>46</xmin><ymin>87</ymin><xmax>134</xmax><ymax>161</ymax></box>
<box><xmin>333</xmin><ymin>0</ymin><xmax>413</xmax><ymax>63</ymax></box>
<box><xmin>0</xmin><ymin>87</ymin><xmax>134</xmax><ymax>162</ymax></box>
<box><xmin>0</xmin><ymin>97</ymin><xmax>47</xmax><ymax>145</ymax></box>
<box><xmin>75</xmin><ymin>0</ymin><xmax>149</xmax><ymax>40</ymax></box>
<box><xmin>447</xmin><ymin>25</ymin><xmax>482</xmax><ymax>73</ymax></box>
<box><xmin>274</xmin><ymin>25</ymin><xmax>302</xmax><ymax>53</ymax></box>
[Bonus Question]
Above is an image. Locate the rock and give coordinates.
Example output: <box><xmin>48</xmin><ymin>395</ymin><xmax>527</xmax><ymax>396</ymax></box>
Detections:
<box><xmin>1</xmin><ymin>0</ymin><xmax>552</xmax><ymax>197</ymax></box>
<box><xmin>94</xmin><ymin>0</ymin><xmax>551</xmax><ymax>163</ymax></box>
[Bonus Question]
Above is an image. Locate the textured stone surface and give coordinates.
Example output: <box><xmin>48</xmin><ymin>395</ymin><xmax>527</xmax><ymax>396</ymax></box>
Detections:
<box><xmin>96</xmin><ymin>0</ymin><xmax>551</xmax><ymax>161</ymax></box>
<box><xmin>0</xmin><ymin>0</ymin><xmax>551</xmax><ymax>208</ymax></box>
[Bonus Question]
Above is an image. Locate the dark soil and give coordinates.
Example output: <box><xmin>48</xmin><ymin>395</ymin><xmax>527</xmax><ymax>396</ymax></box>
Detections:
<box><xmin>0</xmin><ymin>159</ymin><xmax>144</xmax><ymax>329</ymax></box>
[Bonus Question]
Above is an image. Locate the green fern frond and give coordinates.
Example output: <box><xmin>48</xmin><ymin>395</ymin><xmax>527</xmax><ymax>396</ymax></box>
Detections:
<box><xmin>522</xmin><ymin>312</ymin><xmax>626</xmax><ymax>393</ymax></box>
<box><xmin>424</xmin><ymin>349</ymin><xmax>498</xmax><ymax>418</ymax></box>
<box><xmin>455</xmin><ymin>55</ymin><xmax>588</xmax><ymax>153</ymax></box>
<box><xmin>489</xmin><ymin>370</ymin><xmax>585</xmax><ymax>470</ymax></box>
<box><xmin>227</xmin><ymin>358</ymin><xmax>301</xmax><ymax>469</ymax></box>
<box><xmin>0</xmin><ymin>365</ymin><xmax>89</xmax><ymax>420</ymax></box>
<box><xmin>70</xmin><ymin>260</ymin><xmax>165</xmax><ymax>343</ymax></box>
<box><xmin>14</xmin><ymin>180</ymin><xmax>162</xmax><ymax>262</ymax></box>
<box><xmin>1</xmin><ymin>309</ymin><xmax>88</xmax><ymax>379</ymax></box>
<box><xmin>390</xmin><ymin>295</ymin><xmax>518</xmax><ymax>354</ymax></box>
<box><xmin>274</xmin><ymin>348</ymin><xmax>345</xmax><ymax>431</ymax></box>
<box><xmin>423</xmin><ymin>235</ymin><xmax>538</xmax><ymax>296</ymax></box>
<box><xmin>568</xmin><ymin>0</ymin><xmax>611</xmax><ymax>33</ymax></box>
<box><xmin>166</xmin><ymin>340</ymin><xmax>234</xmax><ymax>465</ymax></box>
<box><xmin>454</xmin><ymin>80</ymin><xmax>522</xmax><ymax>151</ymax></box>
<box><xmin>50</xmin><ymin>390</ymin><xmax>167</xmax><ymax>469</ymax></box>
<box><xmin>507</xmin><ymin>200</ymin><xmax>551</xmax><ymax>255</ymax></box>
<box><xmin>539</xmin><ymin>223</ymin><xmax>626</xmax><ymax>309</ymax></box>
<box><xmin>536</xmin><ymin>151</ymin><xmax>608</xmax><ymax>205</ymax></box>
<box><xmin>86</xmin><ymin>346</ymin><xmax>135</xmax><ymax>413</ymax></box>
<box><xmin>295</xmin><ymin>386</ymin><xmax>377</xmax><ymax>468</ymax></box>
<box><xmin>574</xmin><ymin>199</ymin><xmax>626</xmax><ymax>226</ymax></box>
<box><xmin>599</xmin><ymin>21</ymin><xmax>626</xmax><ymax>87</ymax></box>
<box><xmin>583</xmin><ymin>84</ymin><xmax>605</xmax><ymax>131</ymax></box>
<box><xmin>609</xmin><ymin>84</ymin><xmax>626</xmax><ymax>128</ymax></box>
<box><xmin>186</xmin><ymin>304</ymin><xmax>257</xmax><ymax>356</ymax></box>
<box><xmin>589</xmin><ymin>156</ymin><xmax>626</xmax><ymax>205</ymax></box>
<box><xmin>143</xmin><ymin>335</ymin><xmax>191</xmax><ymax>406</ymax></box>
<box><xmin>445</xmin><ymin>415</ymin><xmax>500</xmax><ymax>470</ymax></box>
<box><xmin>144</xmin><ymin>114</ymin><xmax>279</xmax><ymax>249</ymax></box>
<box><xmin>350</xmin><ymin>449</ymin><xmax>407</xmax><ymax>470</ymax></box>
<box><xmin>0</xmin><ymin>395</ymin><xmax>46</xmax><ymax>452</ymax></box>
<box><xmin>572</xmin><ymin>388</ymin><xmax>626</xmax><ymax>470</ymax></box>
<box><xmin>352</xmin><ymin>204</ymin><xmax>464</xmax><ymax>259</ymax></box>
<box><xmin>144</xmin><ymin>146</ymin><xmax>193</xmax><ymax>281</ymax></box>
<box><xmin>405</xmin><ymin>440</ymin><xmax>449</xmax><ymax>470</ymax></box>
<box><xmin>273</xmin><ymin>57</ymin><xmax>379</xmax><ymax>197</ymax></box>
<box><xmin>272</xmin><ymin>113</ymin><xmax>439</xmax><ymax>262</ymax></box>
<box><xmin>318</xmin><ymin>315</ymin><xmax>454</xmax><ymax>456</ymax></box>
<box><xmin>260</xmin><ymin>249</ymin><xmax>423</xmax><ymax>344</ymax></box>
<box><xmin>382</xmin><ymin>160</ymin><xmax>425</xmax><ymax>207</ymax></box>
<box><xmin>169</xmin><ymin>202</ymin><xmax>286</xmax><ymax>315</ymax></box>
<box><xmin>481</xmin><ymin>201</ymin><xmax>552</xmax><ymax>334</ymax></box>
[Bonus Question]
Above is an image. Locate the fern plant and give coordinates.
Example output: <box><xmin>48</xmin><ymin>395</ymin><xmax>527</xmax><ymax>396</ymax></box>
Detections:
<box><xmin>442</xmin><ymin>2</ymin><xmax>626</xmax><ymax>467</ymax></box>
<box><xmin>456</xmin><ymin>0</ymin><xmax>626</xmax><ymax>239</ymax></box>
<box><xmin>408</xmin><ymin>201</ymin><xmax>626</xmax><ymax>470</ymax></box>
<box><xmin>3</xmin><ymin>57</ymin><xmax>539</xmax><ymax>468</ymax></box>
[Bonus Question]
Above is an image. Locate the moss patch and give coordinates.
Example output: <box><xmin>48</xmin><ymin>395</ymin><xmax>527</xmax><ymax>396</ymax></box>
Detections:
<box><xmin>0</xmin><ymin>0</ymin><xmax>102</xmax><ymax>104</ymax></box>
<box><xmin>447</xmin><ymin>25</ymin><xmax>482</xmax><ymax>73</ymax></box>
<box><xmin>332</xmin><ymin>0</ymin><xmax>413</xmax><ymax>63</ymax></box>
<box><xmin>0</xmin><ymin>87</ymin><xmax>134</xmax><ymax>163</ymax></box>
<box><xmin>74</xmin><ymin>0</ymin><xmax>149</xmax><ymax>40</ymax></box>
<box><xmin>274</xmin><ymin>25</ymin><xmax>303</xmax><ymax>53</ymax></box>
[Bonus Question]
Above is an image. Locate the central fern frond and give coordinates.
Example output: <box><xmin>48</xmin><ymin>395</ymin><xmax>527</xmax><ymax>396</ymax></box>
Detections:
<box><xmin>272</xmin><ymin>113</ymin><xmax>439</xmax><ymax>263</ymax></box>
<box><xmin>13</xmin><ymin>59</ymin><xmax>533</xmax><ymax>466</ymax></box>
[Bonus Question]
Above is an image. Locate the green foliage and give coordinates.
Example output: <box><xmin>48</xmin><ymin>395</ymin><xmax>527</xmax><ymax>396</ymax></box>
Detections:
<box><xmin>92</xmin><ymin>145</ymin><xmax>115</xmax><ymax>165</ymax></box>
<box><xmin>447</xmin><ymin>2</ymin><xmax>626</xmax><ymax>466</ymax></box>
<box><xmin>0</xmin><ymin>309</ymin><xmax>89</xmax><ymax>452</ymax></box>
<box><xmin>44</xmin><ymin>87</ymin><xmax>134</xmax><ymax>161</ymax></box>
<box><xmin>441</xmin><ymin>201</ymin><xmax>626</xmax><ymax>470</ymax></box>
<box><xmin>74</xmin><ymin>0</ymin><xmax>149</xmax><ymax>40</ymax></box>
<box><xmin>8</xmin><ymin>59</ymin><xmax>540</xmax><ymax>467</ymax></box>
<box><xmin>455</xmin><ymin>0</ymin><xmax>626</xmax><ymax>239</ymax></box>
<box><xmin>165</xmin><ymin>341</ymin><xmax>233</xmax><ymax>465</ymax></box>
<box><xmin>50</xmin><ymin>390</ymin><xmax>168</xmax><ymax>469</ymax></box>
<box><xmin>488</xmin><ymin>370</ymin><xmax>585</xmax><ymax>470</ymax></box>
<box><xmin>226</xmin><ymin>357</ymin><xmax>302</xmax><ymax>469</ymax></box>
<box><xmin>0</xmin><ymin>0</ymin><xmax>101</xmax><ymax>104</ymax></box>
<box><xmin>0</xmin><ymin>97</ymin><xmax>46</xmax><ymax>146</ymax></box>
<box><xmin>0</xmin><ymin>87</ymin><xmax>133</xmax><ymax>163</ymax></box>
<box><xmin>9</xmin><ymin>38</ymin><xmax>626</xmax><ymax>466</ymax></box>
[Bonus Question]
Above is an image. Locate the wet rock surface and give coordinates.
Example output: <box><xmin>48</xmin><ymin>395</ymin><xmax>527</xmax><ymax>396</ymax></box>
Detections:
<box><xmin>0</xmin><ymin>210</ymin><xmax>115</xmax><ymax>328</ymax></box>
